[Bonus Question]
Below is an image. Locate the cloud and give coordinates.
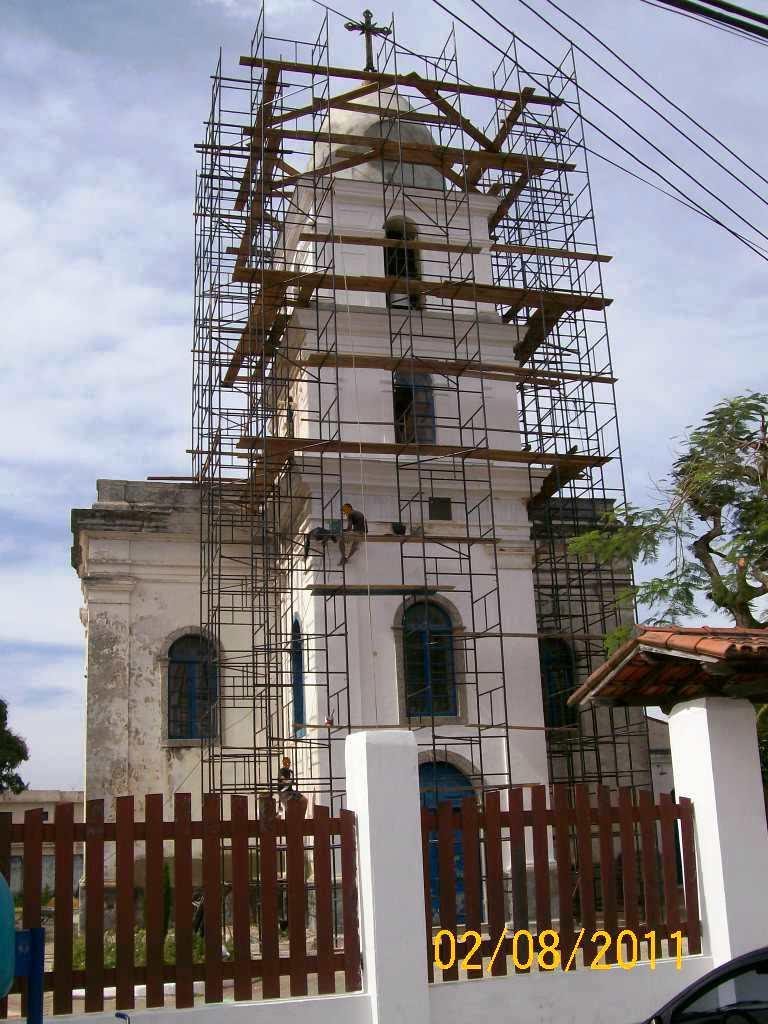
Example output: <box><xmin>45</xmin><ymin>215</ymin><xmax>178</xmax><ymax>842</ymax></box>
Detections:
<box><xmin>0</xmin><ymin>640</ymin><xmax>84</xmax><ymax>790</ymax></box>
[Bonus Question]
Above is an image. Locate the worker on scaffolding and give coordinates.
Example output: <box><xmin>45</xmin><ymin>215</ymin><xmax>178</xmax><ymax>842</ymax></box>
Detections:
<box><xmin>277</xmin><ymin>756</ymin><xmax>308</xmax><ymax>817</ymax></box>
<box><xmin>338</xmin><ymin>503</ymin><xmax>368</xmax><ymax>566</ymax></box>
<box><xmin>303</xmin><ymin>525</ymin><xmax>337</xmax><ymax>561</ymax></box>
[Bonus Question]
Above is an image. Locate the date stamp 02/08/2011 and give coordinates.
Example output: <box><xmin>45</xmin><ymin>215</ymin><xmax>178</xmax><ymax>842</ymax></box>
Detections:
<box><xmin>433</xmin><ymin>928</ymin><xmax>686</xmax><ymax>974</ymax></box>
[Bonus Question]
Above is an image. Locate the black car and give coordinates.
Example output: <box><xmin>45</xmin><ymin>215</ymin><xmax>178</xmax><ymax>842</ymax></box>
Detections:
<box><xmin>645</xmin><ymin>947</ymin><xmax>768</xmax><ymax>1024</ymax></box>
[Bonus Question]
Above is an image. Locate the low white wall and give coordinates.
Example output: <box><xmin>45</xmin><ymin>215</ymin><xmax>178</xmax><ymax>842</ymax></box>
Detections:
<box><xmin>429</xmin><ymin>956</ymin><xmax>714</xmax><ymax>1024</ymax></box>
<box><xmin>58</xmin><ymin>992</ymin><xmax>371</xmax><ymax>1024</ymax></box>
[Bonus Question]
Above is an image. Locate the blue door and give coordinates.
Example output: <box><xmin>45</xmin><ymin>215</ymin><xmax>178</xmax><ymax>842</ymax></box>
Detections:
<box><xmin>419</xmin><ymin>761</ymin><xmax>475</xmax><ymax>924</ymax></box>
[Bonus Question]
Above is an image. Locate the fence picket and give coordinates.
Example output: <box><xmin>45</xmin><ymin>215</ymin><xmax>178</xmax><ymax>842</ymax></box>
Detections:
<box><xmin>436</xmin><ymin>802</ymin><xmax>458</xmax><ymax>980</ymax></box>
<box><xmin>574</xmin><ymin>786</ymin><xmax>596</xmax><ymax>966</ymax></box>
<box><xmin>617</xmin><ymin>788</ymin><xmax>639</xmax><ymax>938</ymax></box>
<box><xmin>286</xmin><ymin>800</ymin><xmax>308</xmax><ymax>996</ymax></box>
<box><xmin>201</xmin><ymin>793</ymin><xmax>223</xmax><ymax>1003</ymax></box>
<box><xmin>312</xmin><ymin>804</ymin><xmax>335</xmax><ymax>995</ymax></box>
<box><xmin>340</xmin><ymin>808</ymin><xmax>362</xmax><ymax>992</ymax></box>
<box><xmin>679</xmin><ymin>797</ymin><xmax>701</xmax><ymax>954</ymax></box>
<box><xmin>552</xmin><ymin>786</ymin><xmax>574</xmax><ymax>971</ymax></box>
<box><xmin>638</xmin><ymin>789</ymin><xmax>661</xmax><ymax>959</ymax></box>
<box><xmin>84</xmin><ymin>799</ymin><xmax>105</xmax><ymax>1013</ymax></box>
<box><xmin>115</xmin><ymin>795</ymin><xmax>135</xmax><ymax>1010</ymax></box>
<box><xmin>531</xmin><ymin>785</ymin><xmax>551</xmax><ymax>937</ymax></box>
<box><xmin>144</xmin><ymin>794</ymin><xmax>165</xmax><ymax>1008</ymax></box>
<box><xmin>258</xmin><ymin>806</ymin><xmax>280</xmax><ymax>999</ymax></box>
<box><xmin>53</xmin><ymin>803</ymin><xmax>74</xmax><ymax>1015</ymax></box>
<box><xmin>659</xmin><ymin>792</ymin><xmax>681</xmax><ymax>939</ymax></box>
<box><xmin>460</xmin><ymin>796</ymin><xmax>482</xmax><ymax>952</ymax></box>
<box><xmin>597</xmin><ymin>787</ymin><xmax>617</xmax><ymax>963</ymax></box>
<box><xmin>484</xmin><ymin>790</ymin><xmax>507</xmax><ymax>977</ymax></box>
<box><xmin>172</xmin><ymin>793</ymin><xmax>194</xmax><ymax>1009</ymax></box>
<box><xmin>508</xmin><ymin>788</ymin><xmax>530</xmax><ymax>973</ymax></box>
<box><xmin>230</xmin><ymin>795</ymin><xmax>252</xmax><ymax>1001</ymax></box>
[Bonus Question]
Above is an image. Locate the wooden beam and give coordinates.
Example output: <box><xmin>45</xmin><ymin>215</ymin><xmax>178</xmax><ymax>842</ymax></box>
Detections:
<box><xmin>244</xmin><ymin>128</ymin><xmax>573</xmax><ymax>176</ymax></box>
<box><xmin>493</xmin><ymin>87</ymin><xmax>536</xmax><ymax>150</ymax></box>
<box><xmin>268</xmin><ymin>148</ymin><xmax>381</xmax><ymax>191</ymax></box>
<box><xmin>239</xmin><ymin>56</ymin><xmax>562</xmax><ymax>107</ymax></box>
<box><xmin>527</xmin><ymin>457</ymin><xmax>588</xmax><ymax>511</ymax></box>
<box><xmin>491</xmin><ymin>241</ymin><xmax>612</xmax><ymax>264</ymax></box>
<box><xmin>326</xmin><ymin>101</ymin><xmax>447</xmax><ymax>125</ymax></box>
<box><xmin>291</xmin><ymin>351</ymin><xmax>616</xmax><ymax>386</ymax></box>
<box><xmin>489</xmin><ymin>173</ymin><xmax>531</xmax><ymax>232</ymax></box>
<box><xmin>234</xmin><ymin>65</ymin><xmax>281</xmax><ymax>211</ymax></box>
<box><xmin>308</xmin><ymin>584</ymin><xmax>457</xmax><ymax>596</ymax></box>
<box><xmin>235</xmin><ymin>436</ymin><xmax>609</xmax><ymax>474</ymax></box>
<box><xmin>405</xmin><ymin>71</ymin><xmax>497</xmax><ymax>151</ymax></box>
<box><xmin>300</xmin><ymin>231</ymin><xmax>483</xmax><ymax>255</ymax></box>
<box><xmin>265</xmin><ymin>80</ymin><xmax>381</xmax><ymax>129</ymax></box>
<box><xmin>514</xmin><ymin>302</ymin><xmax>568</xmax><ymax>364</ymax></box>
<box><xmin>230</xmin><ymin>267</ymin><xmax>612</xmax><ymax>313</ymax></box>
<box><xmin>353</xmin><ymin>534</ymin><xmax>497</xmax><ymax>545</ymax></box>
<box><xmin>298</xmin><ymin>231</ymin><xmax>612</xmax><ymax>263</ymax></box>
<box><xmin>467</xmin><ymin>86</ymin><xmax>536</xmax><ymax>189</ymax></box>
<box><xmin>223</xmin><ymin>287</ymin><xmax>284</xmax><ymax>385</ymax></box>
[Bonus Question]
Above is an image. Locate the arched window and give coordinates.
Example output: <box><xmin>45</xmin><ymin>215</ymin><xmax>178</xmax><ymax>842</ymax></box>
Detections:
<box><xmin>539</xmin><ymin>638</ymin><xmax>578</xmax><ymax>732</ymax></box>
<box><xmin>167</xmin><ymin>634</ymin><xmax>217</xmax><ymax>741</ymax></box>
<box><xmin>403</xmin><ymin>602</ymin><xmax>457</xmax><ymax>717</ymax></box>
<box><xmin>393</xmin><ymin>372</ymin><xmax>436</xmax><ymax>444</ymax></box>
<box><xmin>291</xmin><ymin>617</ymin><xmax>306</xmax><ymax>738</ymax></box>
<box><xmin>383</xmin><ymin>220</ymin><xmax>421</xmax><ymax>309</ymax></box>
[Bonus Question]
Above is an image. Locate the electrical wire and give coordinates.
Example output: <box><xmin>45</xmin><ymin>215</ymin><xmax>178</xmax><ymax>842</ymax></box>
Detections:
<box><xmin>429</xmin><ymin>0</ymin><xmax>768</xmax><ymax>263</ymax></box>
<box><xmin>702</xmin><ymin>0</ymin><xmax>768</xmax><ymax>25</ymax></box>
<box><xmin>639</xmin><ymin>0</ymin><xmax>768</xmax><ymax>45</ymax></box>
<box><xmin>466</xmin><ymin>0</ymin><xmax>768</xmax><ymax>247</ymax></box>
<box><xmin>646</xmin><ymin>0</ymin><xmax>768</xmax><ymax>41</ymax></box>
<box><xmin>539</xmin><ymin>0</ymin><xmax>768</xmax><ymax>200</ymax></box>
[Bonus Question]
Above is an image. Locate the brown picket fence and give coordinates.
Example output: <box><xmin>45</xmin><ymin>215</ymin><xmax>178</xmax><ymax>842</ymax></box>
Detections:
<box><xmin>0</xmin><ymin>793</ymin><xmax>361</xmax><ymax>1014</ymax></box>
<box><xmin>423</xmin><ymin>784</ymin><xmax>701</xmax><ymax>981</ymax></box>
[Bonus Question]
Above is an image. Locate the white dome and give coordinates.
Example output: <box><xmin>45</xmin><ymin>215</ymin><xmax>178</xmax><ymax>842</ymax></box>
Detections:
<box><xmin>313</xmin><ymin>87</ymin><xmax>444</xmax><ymax>190</ymax></box>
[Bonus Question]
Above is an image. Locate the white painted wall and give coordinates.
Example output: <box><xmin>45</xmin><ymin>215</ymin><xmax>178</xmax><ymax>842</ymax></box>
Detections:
<box><xmin>669</xmin><ymin>696</ymin><xmax>768</xmax><ymax>966</ymax></box>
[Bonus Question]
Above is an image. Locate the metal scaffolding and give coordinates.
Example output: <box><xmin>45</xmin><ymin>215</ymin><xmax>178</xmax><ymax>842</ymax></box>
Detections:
<box><xmin>192</xmin><ymin>6</ymin><xmax>651</xmax><ymax>814</ymax></box>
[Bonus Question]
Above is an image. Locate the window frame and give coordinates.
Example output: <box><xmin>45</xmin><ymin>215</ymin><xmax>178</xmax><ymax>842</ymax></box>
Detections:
<box><xmin>164</xmin><ymin>633</ymin><xmax>218</xmax><ymax>746</ymax></box>
<box><xmin>383</xmin><ymin>220</ymin><xmax>422</xmax><ymax>310</ymax></box>
<box><xmin>539</xmin><ymin>637</ymin><xmax>579</xmax><ymax>735</ymax></box>
<box><xmin>291</xmin><ymin>616</ymin><xmax>307</xmax><ymax>739</ymax></box>
<box><xmin>401</xmin><ymin>600</ymin><xmax>459</xmax><ymax>719</ymax></box>
<box><xmin>393</xmin><ymin>372</ymin><xmax>436</xmax><ymax>444</ymax></box>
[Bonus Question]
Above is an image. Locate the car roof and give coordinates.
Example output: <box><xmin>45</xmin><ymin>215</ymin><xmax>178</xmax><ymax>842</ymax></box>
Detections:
<box><xmin>653</xmin><ymin>947</ymin><xmax>768</xmax><ymax>1018</ymax></box>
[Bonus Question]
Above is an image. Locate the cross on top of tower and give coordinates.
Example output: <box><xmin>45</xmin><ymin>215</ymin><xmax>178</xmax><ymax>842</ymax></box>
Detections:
<box><xmin>344</xmin><ymin>9</ymin><xmax>391</xmax><ymax>73</ymax></box>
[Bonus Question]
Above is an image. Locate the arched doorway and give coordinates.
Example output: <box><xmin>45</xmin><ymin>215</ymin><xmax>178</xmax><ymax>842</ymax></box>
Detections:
<box><xmin>419</xmin><ymin>761</ymin><xmax>475</xmax><ymax>923</ymax></box>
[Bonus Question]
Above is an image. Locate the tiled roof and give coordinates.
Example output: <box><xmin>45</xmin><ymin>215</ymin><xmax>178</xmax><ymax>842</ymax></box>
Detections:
<box><xmin>569</xmin><ymin>625</ymin><xmax>768</xmax><ymax>710</ymax></box>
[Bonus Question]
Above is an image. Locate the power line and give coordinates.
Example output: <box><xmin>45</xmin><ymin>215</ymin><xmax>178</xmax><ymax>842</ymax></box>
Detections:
<box><xmin>468</xmin><ymin>0</ymin><xmax>768</xmax><ymax>247</ymax></box>
<box><xmin>540</xmin><ymin>0</ymin><xmax>768</xmax><ymax>198</ymax></box>
<box><xmin>701</xmin><ymin>0</ymin><xmax>768</xmax><ymax>26</ymax></box>
<box><xmin>647</xmin><ymin>0</ymin><xmax>768</xmax><ymax>40</ymax></box>
<box><xmin>429</xmin><ymin>0</ymin><xmax>768</xmax><ymax>263</ymax></box>
<box><xmin>640</xmin><ymin>0</ymin><xmax>768</xmax><ymax>45</ymax></box>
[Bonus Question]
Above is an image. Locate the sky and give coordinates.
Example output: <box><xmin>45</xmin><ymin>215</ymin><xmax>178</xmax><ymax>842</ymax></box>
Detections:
<box><xmin>0</xmin><ymin>0</ymin><xmax>765</xmax><ymax>788</ymax></box>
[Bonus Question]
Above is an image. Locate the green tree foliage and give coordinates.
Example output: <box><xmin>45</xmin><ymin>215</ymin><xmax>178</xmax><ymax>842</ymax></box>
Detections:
<box><xmin>568</xmin><ymin>393</ymin><xmax>768</xmax><ymax>776</ymax></box>
<box><xmin>0</xmin><ymin>699</ymin><xmax>28</xmax><ymax>794</ymax></box>
<box><xmin>568</xmin><ymin>393</ymin><xmax>768</xmax><ymax>630</ymax></box>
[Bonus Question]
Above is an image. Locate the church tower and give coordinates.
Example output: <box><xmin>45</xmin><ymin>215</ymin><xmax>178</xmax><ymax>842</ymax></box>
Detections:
<box><xmin>193</xmin><ymin>10</ymin><xmax>651</xmax><ymax>813</ymax></box>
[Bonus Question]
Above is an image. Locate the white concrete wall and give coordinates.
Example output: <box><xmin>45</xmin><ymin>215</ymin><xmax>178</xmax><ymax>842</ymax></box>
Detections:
<box><xmin>670</xmin><ymin>696</ymin><xmax>768</xmax><ymax>966</ymax></box>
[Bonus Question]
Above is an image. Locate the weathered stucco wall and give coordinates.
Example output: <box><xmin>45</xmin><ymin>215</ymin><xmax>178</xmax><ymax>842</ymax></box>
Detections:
<box><xmin>73</xmin><ymin>481</ymin><xmax>205</xmax><ymax>833</ymax></box>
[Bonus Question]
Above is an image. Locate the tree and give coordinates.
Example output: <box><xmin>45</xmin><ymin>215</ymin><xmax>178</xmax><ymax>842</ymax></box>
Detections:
<box><xmin>0</xmin><ymin>700</ymin><xmax>28</xmax><ymax>794</ymax></box>
<box><xmin>568</xmin><ymin>392</ymin><xmax>768</xmax><ymax>648</ymax></box>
